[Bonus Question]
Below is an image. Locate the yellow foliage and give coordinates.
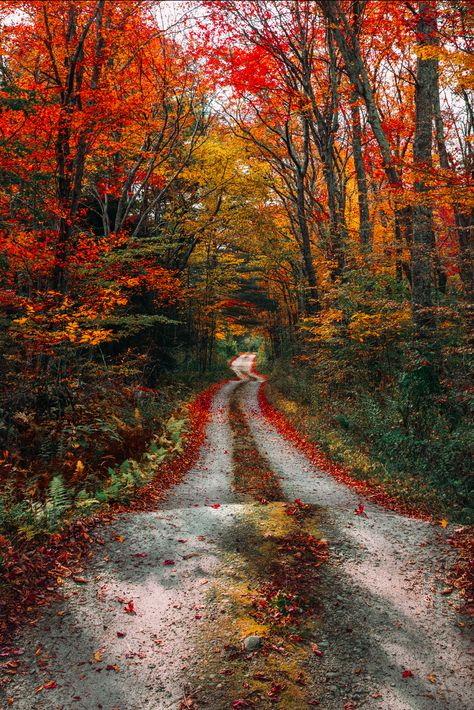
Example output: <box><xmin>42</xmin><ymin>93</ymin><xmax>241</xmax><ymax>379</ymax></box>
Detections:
<box><xmin>348</xmin><ymin>306</ymin><xmax>411</xmax><ymax>343</ymax></box>
<box><xmin>302</xmin><ymin>309</ymin><xmax>343</xmax><ymax>341</ymax></box>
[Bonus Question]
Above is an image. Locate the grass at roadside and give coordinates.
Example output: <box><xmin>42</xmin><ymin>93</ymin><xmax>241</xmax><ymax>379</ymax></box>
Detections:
<box><xmin>264</xmin><ymin>375</ymin><xmax>470</xmax><ymax>524</ymax></box>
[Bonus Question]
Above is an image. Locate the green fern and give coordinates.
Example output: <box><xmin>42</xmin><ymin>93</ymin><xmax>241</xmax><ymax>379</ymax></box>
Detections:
<box><xmin>75</xmin><ymin>489</ymin><xmax>100</xmax><ymax>515</ymax></box>
<box><xmin>45</xmin><ymin>475</ymin><xmax>72</xmax><ymax>531</ymax></box>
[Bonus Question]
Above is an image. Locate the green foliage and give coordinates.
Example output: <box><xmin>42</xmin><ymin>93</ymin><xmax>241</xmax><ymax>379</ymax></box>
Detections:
<box><xmin>0</xmin><ymin>475</ymin><xmax>72</xmax><ymax>539</ymax></box>
<box><xmin>0</xmin><ymin>372</ymin><xmax>203</xmax><ymax>542</ymax></box>
<box><xmin>267</xmin><ymin>272</ymin><xmax>473</xmax><ymax>522</ymax></box>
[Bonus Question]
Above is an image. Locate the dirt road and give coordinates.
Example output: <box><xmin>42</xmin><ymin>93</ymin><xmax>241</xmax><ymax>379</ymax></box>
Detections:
<box><xmin>1</xmin><ymin>354</ymin><xmax>472</xmax><ymax>709</ymax></box>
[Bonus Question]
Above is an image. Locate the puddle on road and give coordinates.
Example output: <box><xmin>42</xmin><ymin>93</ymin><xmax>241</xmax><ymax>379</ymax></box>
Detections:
<box><xmin>185</xmin><ymin>501</ymin><xmax>329</xmax><ymax>709</ymax></box>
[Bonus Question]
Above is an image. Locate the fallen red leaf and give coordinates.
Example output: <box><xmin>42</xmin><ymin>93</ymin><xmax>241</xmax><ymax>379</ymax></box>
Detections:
<box><xmin>253</xmin><ymin>671</ymin><xmax>271</xmax><ymax>681</ymax></box>
<box><xmin>210</xmin><ymin>503</ymin><xmax>221</xmax><ymax>509</ymax></box>
<box><xmin>42</xmin><ymin>681</ymin><xmax>58</xmax><ymax>689</ymax></box>
<box><xmin>123</xmin><ymin>600</ymin><xmax>135</xmax><ymax>614</ymax></box>
<box><xmin>163</xmin><ymin>559</ymin><xmax>175</xmax><ymax>566</ymax></box>
<box><xmin>402</xmin><ymin>669</ymin><xmax>414</xmax><ymax>678</ymax></box>
<box><xmin>232</xmin><ymin>701</ymin><xmax>249</xmax><ymax>709</ymax></box>
<box><xmin>0</xmin><ymin>648</ymin><xmax>24</xmax><ymax>657</ymax></box>
<box><xmin>354</xmin><ymin>503</ymin><xmax>368</xmax><ymax>518</ymax></box>
<box><xmin>177</xmin><ymin>539</ymin><xmax>188</xmax><ymax>543</ymax></box>
<box><xmin>268</xmin><ymin>682</ymin><xmax>285</xmax><ymax>698</ymax></box>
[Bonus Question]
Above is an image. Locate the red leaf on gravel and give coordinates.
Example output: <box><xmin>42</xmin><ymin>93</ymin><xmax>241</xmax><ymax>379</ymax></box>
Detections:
<box><xmin>177</xmin><ymin>539</ymin><xmax>188</xmax><ymax>543</ymax></box>
<box><xmin>116</xmin><ymin>631</ymin><xmax>126</xmax><ymax>638</ymax></box>
<box><xmin>0</xmin><ymin>648</ymin><xmax>24</xmax><ymax>657</ymax></box>
<box><xmin>354</xmin><ymin>503</ymin><xmax>368</xmax><ymax>518</ymax></box>
<box><xmin>42</xmin><ymin>681</ymin><xmax>58</xmax><ymax>689</ymax></box>
<box><xmin>163</xmin><ymin>559</ymin><xmax>175</xmax><ymax>566</ymax></box>
<box><xmin>268</xmin><ymin>682</ymin><xmax>285</xmax><ymax>698</ymax></box>
<box><xmin>402</xmin><ymin>669</ymin><xmax>414</xmax><ymax>678</ymax></box>
<box><xmin>210</xmin><ymin>504</ymin><xmax>221</xmax><ymax>509</ymax></box>
<box><xmin>232</xmin><ymin>701</ymin><xmax>249</xmax><ymax>709</ymax></box>
<box><xmin>253</xmin><ymin>671</ymin><xmax>271</xmax><ymax>681</ymax></box>
<box><xmin>123</xmin><ymin>600</ymin><xmax>135</xmax><ymax>614</ymax></box>
<box><xmin>311</xmin><ymin>643</ymin><xmax>324</xmax><ymax>656</ymax></box>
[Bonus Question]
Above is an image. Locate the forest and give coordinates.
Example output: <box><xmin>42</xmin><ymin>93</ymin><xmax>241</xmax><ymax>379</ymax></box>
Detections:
<box><xmin>0</xmin><ymin>2</ymin><xmax>472</xmax><ymax>698</ymax></box>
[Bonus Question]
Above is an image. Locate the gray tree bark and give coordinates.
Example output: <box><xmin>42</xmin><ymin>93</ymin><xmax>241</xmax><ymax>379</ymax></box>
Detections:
<box><xmin>411</xmin><ymin>0</ymin><xmax>438</xmax><ymax>336</ymax></box>
<box><xmin>350</xmin><ymin>90</ymin><xmax>372</xmax><ymax>254</ymax></box>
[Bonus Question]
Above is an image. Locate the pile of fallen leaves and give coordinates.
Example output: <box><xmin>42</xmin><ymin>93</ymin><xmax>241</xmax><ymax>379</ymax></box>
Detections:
<box><xmin>250</xmin><ymin>525</ymin><xmax>328</xmax><ymax>629</ymax></box>
<box><xmin>446</xmin><ymin>526</ymin><xmax>474</xmax><ymax>616</ymax></box>
<box><xmin>0</xmin><ymin>381</ymin><xmax>222</xmax><ymax>645</ymax></box>
<box><xmin>185</xmin><ymin>500</ymin><xmax>329</xmax><ymax>710</ymax></box>
<box><xmin>0</xmin><ymin>516</ymin><xmax>113</xmax><ymax>642</ymax></box>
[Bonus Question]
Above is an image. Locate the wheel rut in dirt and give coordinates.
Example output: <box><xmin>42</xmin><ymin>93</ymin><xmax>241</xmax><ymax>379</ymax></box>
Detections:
<box><xmin>229</xmin><ymin>381</ymin><xmax>284</xmax><ymax>502</ymax></box>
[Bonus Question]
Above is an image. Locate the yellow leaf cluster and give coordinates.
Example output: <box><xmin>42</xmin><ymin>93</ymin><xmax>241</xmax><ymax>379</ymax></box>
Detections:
<box><xmin>348</xmin><ymin>306</ymin><xmax>410</xmax><ymax>343</ymax></box>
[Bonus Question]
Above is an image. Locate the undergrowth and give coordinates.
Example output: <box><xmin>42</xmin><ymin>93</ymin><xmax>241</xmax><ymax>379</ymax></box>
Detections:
<box><xmin>266</xmin><ymin>365</ymin><xmax>472</xmax><ymax>523</ymax></box>
<box><xmin>0</xmin><ymin>349</ymin><xmax>230</xmax><ymax>544</ymax></box>
<box><xmin>262</xmin><ymin>275</ymin><xmax>473</xmax><ymax>524</ymax></box>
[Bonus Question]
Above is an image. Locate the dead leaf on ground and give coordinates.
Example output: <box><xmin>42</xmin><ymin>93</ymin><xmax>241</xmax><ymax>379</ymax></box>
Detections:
<box><xmin>72</xmin><ymin>576</ymin><xmax>88</xmax><ymax>584</ymax></box>
<box><xmin>123</xmin><ymin>599</ymin><xmax>135</xmax><ymax>614</ymax></box>
<box><xmin>354</xmin><ymin>503</ymin><xmax>368</xmax><ymax>518</ymax></box>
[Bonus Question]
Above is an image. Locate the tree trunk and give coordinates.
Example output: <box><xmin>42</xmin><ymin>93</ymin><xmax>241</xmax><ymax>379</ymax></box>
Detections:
<box><xmin>411</xmin><ymin>0</ymin><xmax>437</xmax><ymax>337</ymax></box>
<box><xmin>433</xmin><ymin>63</ymin><xmax>473</xmax><ymax>300</ymax></box>
<box><xmin>319</xmin><ymin>0</ymin><xmax>401</xmax><ymax>188</ymax></box>
<box><xmin>350</xmin><ymin>90</ymin><xmax>372</xmax><ymax>254</ymax></box>
<box><xmin>296</xmin><ymin>172</ymin><xmax>320</xmax><ymax>314</ymax></box>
